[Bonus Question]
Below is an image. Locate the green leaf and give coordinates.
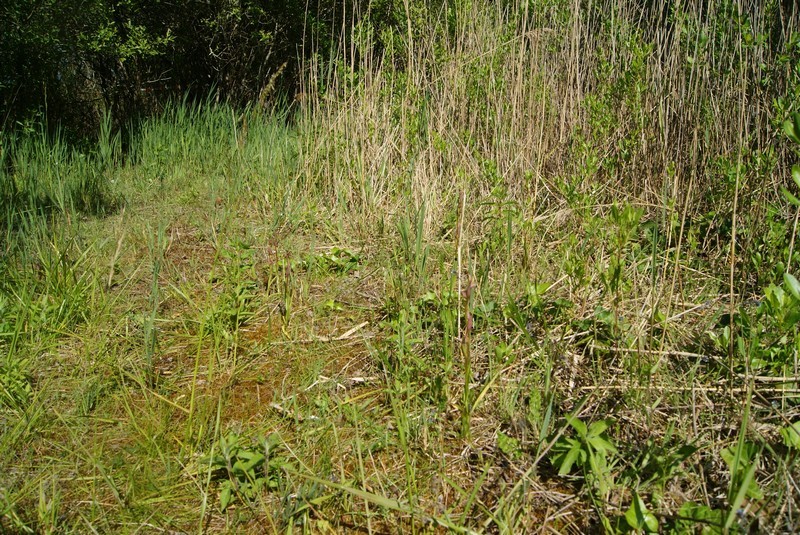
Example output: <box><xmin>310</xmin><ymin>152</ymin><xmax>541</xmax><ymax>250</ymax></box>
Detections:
<box><xmin>780</xmin><ymin>422</ymin><xmax>800</xmax><ymax>449</ymax></box>
<box><xmin>284</xmin><ymin>468</ymin><xmax>408</xmax><ymax>512</ymax></box>
<box><xmin>497</xmin><ymin>431</ymin><xmax>522</xmax><ymax>459</ymax></box>
<box><xmin>784</xmin><ymin>273</ymin><xmax>800</xmax><ymax>301</ymax></box>
<box><xmin>725</xmin><ymin>452</ymin><xmax>761</xmax><ymax>530</ymax></box>
<box><xmin>232</xmin><ymin>451</ymin><xmax>265</xmax><ymax>477</ymax></box>
<box><xmin>675</xmin><ymin>444</ymin><xmax>699</xmax><ymax>460</ymax></box>
<box><xmin>566</xmin><ymin>416</ymin><xmax>588</xmax><ymax>437</ymax></box>
<box><xmin>644</xmin><ymin>511</ymin><xmax>659</xmax><ymax>532</ymax></box>
<box><xmin>558</xmin><ymin>443</ymin><xmax>583</xmax><ymax>475</ymax></box>
<box><xmin>624</xmin><ymin>493</ymin><xmax>658</xmax><ymax>532</ymax></box>
<box><xmin>588</xmin><ymin>435</ymin><xmax>617</xmax><ymax>454</ymax></box>
<box><xmin>219</xmin><ymin>483</ymin><xmax>233</xmax><ymax>511</ymax></box>
<box><xmin>205</xmin><ymin>454</ymin><xmax>227</xmax><ymax>468</ymax></box>
<box><xmin>588</xmin><ymin>419</ymin><xmax>610</xmax><ymax>436</ymax></box>
<box><xmin>782</xmin><ymin>186</ymin><xmax>800</xmax><ymax>207</ymax></box>
<box><xmin>721</xmin><ymin>444</ymin><xmax>763</xmax><ymax>502</ymax></box>
<box><xmin>237</xmin><ymin>449</ymin><xmax>260</xmax><ymax>461</ymax></box>
<box><xmin>793</xmin><ymin>164</ymin><xmax>800</xmax><ymax>190</ymax></box>
<box><xmin>310</xmin><ymin>494</ymin><xmax>335</xmax><ymax>506</ymax></box>
<box><xmin>676</xmin><ymin>502</ymin><xmax>725</xmax><ymax>534</ymax></box>
<box><xmin>589</xmin><ymin>451</ymin><xmax>613</xmax><ymax>495</ymax></box>
<box><xmin>785</xmin><ymin>115</ymin><xmax>800</xmax><ymax>144</ymax></box>
<box><xmin>794</xmin><ymin>113</ymin><xmax>800</xmax><ymax>142</ymax></box>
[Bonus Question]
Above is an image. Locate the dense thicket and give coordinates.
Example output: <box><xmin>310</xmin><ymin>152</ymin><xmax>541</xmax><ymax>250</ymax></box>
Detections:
<box><xmin>0</xmin><ymin>0</ymin><xmax>420</xmax><ymax>136</ymax></box>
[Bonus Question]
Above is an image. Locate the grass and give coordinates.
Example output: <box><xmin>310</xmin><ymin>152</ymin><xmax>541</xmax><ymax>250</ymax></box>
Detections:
<box><xmin>3</xmin><ymin>0</ymin><xmax>800</xmax><ymax>532</ymax></box>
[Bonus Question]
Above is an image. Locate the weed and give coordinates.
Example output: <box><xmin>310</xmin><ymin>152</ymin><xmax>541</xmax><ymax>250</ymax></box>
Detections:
<box><xmin>616</xmin><ymin>491</ymin><xmax>659</xmax><ymax>533</ymax></box>
<box><xmin>668</xmin><ymin>502</ymin><xmax>728</xmax><ymax>534</ymax></box>
<box><xmin>205</xmin><ymin>431</ymin><xmax>288</xmax><ymax>512</ymax></box>
<box><xmin>0</xmin><ymin>355</ymin><xmax>32</xmax><ymax>413</ymax></box>
<box><xmin>303</xmin><ymin>246</ymin><xmax>360</xmax><ymax>275</ymax></box>
<box><xmin>550</xmin><ymin>416</ymin><xmax>618</xmax><ymax>497</ymax></box>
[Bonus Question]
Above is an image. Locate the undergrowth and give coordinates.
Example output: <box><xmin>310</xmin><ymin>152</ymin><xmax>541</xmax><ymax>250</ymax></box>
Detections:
<box><xmin>3</xmin><ymin>0</ymin><xmax>800</xmax><ymax>533</ymax></box>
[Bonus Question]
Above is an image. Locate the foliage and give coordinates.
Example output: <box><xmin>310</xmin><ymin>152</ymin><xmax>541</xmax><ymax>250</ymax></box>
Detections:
<box><xmin>709</xmin><ymin>274</ymin><xmax>800</xmax><ymax>374</ymax></box>
<box><xmin>708</xmin><ymin>111</ymin><xmax>800</xmax><ymax>375</ymax></box>
<box><xmin>550</xmin><ymin>417</ymin><xmax>618</xmax><ymax>495</ymax></box>
<box><xmin>0</xmin><ymin>355</ymin><xmax>32</xmax><ymax>413</ymax></box>
<box><xmin>617</xmin><ymin>492</ymin><xmax>659</xmax><ymax>533</ymax></box>
<box><xmin>0</xmin><ymin>0</ymin><xmax>350</xmax><ymax>134</ymax></box>
<box><xmin>205</xmin><ymin>431</ymin><xmax>288</xmax><ymax>512</ymax></box>
<box><xmin>303</xmin><ymin>247</ymin><xmax>361</xmax><ymax>275</ymax></box>
<box><xmin>668</xmin><ymin>502</ymin><xmax>728</xmax><ymax>535</ymax></box>
<box><xmin>780</xmin><ymin>421</ymin><xmax>800</xmax><ymax>449</ymax></box>
<box><xmin>205</xmin><ymin>242</ymin><xmax>259</xmax><ymax>336</ymax></box>
<box><xmin>721</xmin><ymin>441</ymin><xmax>763</xmax><ymax>502</ymax></box>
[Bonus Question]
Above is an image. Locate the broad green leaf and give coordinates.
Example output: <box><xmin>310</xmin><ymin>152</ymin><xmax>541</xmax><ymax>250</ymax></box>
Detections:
<box><xmin>588</xmin><ymin>419</ymin><xmax>610</xmax><ymax>436</ymax></box>
<box><xmin>676</xmin><ymin>444</ymin><xmax>699</xmax><ymax>460</ymax></box>
<box><xmin>781</xmin><ymin>422</ymin><xmax>800</xmax><ymax>449</ymax></box>
<box><xmin>794</xmin><ymin>113</ymin><xmax>800</xmax><ymax>141</ymax></box>
<box><xmin>566</xmin><ymin>416</ymin><xmax>587</xmax><ymax>437</ymax></box>
<box><xmin>233</xmin><ymin>452</ymin><xmax>265</xmax><ymax>474</ymax></box>
<box><xmin>721</xmin><ymin>444</ymin><xmax>763</xmax><ymax>501</ymax></box>
<box><xmin>624</xmin><ymin>493</ymin><xmax>658</xmax><ymax>532</ymax></box>
<box><xmin>676</xmin><ymin>502</ymin><xmax>725</xmax><ymax>534</ymax></box>
<box><xmin>725</xmin><ymin>452</ymin><xmax>761</xmax><ymax>531</ymax></box>
<box><xmin>785</xmin><ymin>119</ymin><xmax>798</xmax><ymax>143</ymax></box>
<box><xmin>219</xmin><ymin>483</ymin><xmax>233</xmax><ymax>511</ymax></box>
<box><xmin>588</xmin><ymin>435</ymin><xmax>617</xmax><ymax>454</ymax></box>
<box><xmin>784</xmin><ymin>273</ymin><xmax>800</xmax><ymax>301</ymax></box>
<box><xmin>644</xmin><ymin>511</ymin><xmax>659</xmax><ymax>532</ymax></box>
<box><xmin>782</xmin><ymin>186</ymin><xmax>800</xmax><ymax>207</ymax></box>
<box><xmin>785</xmin><ymin>115</ymin><xmax>800</xmax><ymax>144</ymax></box>
<box><xmin>238</xmin><ymin>449</ymin><xmax>260</xmax><ymax>461</ymax></box>
<box><xmin>558</xmin><ymin>443</ymin><xmax>582</xmax><ymax>475</ymax></box>
<box><xmin>793</xmin><ymin>164</ymin><xmax>800</xmax><ymax>189</ymax></box>
<box><xmin>720</xmin><ymin>445</ymin><xmax>745</xmax><ymax>469</ymax></box>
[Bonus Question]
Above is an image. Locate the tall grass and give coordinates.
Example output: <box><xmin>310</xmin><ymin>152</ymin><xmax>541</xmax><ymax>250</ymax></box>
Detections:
<box><xmin>291</xmin><ymin>0</ymin><xmax>800</xmax><ymax>531</ymax></box>
<box><xmin>301</xmin><ymin>0</ymin><xmax>799</xmax><ymax>284</ymax></box>
<box><xmin>3</xmin><ymin>1</ymin><xmax>800</xmax><ymax>532</ymax></box>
